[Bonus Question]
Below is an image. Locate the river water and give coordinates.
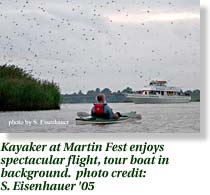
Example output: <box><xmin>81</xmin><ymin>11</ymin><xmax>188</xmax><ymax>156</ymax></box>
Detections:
<box><xmin>0</xmin><ymin>103</ymin><xmax>200</xmax><ymax>133</ymax></box>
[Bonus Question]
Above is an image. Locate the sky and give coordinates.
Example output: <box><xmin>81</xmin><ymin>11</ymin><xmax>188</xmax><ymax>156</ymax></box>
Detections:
<box><xmin>0</xmin><ymin>0</ymin><xmax>200</xmax><ymax>93</ymax></box>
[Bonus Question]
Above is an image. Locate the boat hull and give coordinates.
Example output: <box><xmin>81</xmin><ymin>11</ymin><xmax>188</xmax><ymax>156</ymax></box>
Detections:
<box><xmin>127</xmin><ymin>95</ymin><xmax>191</xmax><ymax>104</ymax></box>
<box><xmin>76</xmin><ymin>112</ymin><xmax>138</xmax><ymax>125</ymax></box>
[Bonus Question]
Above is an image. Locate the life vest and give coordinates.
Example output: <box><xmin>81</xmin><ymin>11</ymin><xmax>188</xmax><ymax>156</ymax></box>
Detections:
<box><xmin>93</xmin><ymin>104</ymin><xmax>106</xmax><ymax>116</ymax></box>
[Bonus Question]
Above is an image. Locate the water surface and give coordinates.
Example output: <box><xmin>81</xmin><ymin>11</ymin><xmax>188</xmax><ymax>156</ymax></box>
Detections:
<box><xmin>0</xmin><ymin>103</ymin><xmax>200</xmax><ymax>133</ymax></box>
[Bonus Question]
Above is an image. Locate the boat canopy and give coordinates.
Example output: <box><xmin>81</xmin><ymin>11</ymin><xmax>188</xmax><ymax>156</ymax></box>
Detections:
<box><xmin>149</xmin><ymin>80</ymin><xmax>167</xmax><ymax>86</ymax></box>
<box><xmin>143</xmin><ymin>80</ymin><xmax>182</xmax><ymax>92</ymax></box>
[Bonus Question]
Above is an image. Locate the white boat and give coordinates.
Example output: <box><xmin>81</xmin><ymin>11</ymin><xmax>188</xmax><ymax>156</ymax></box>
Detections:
<box><xmin>126</xmin><ymin>80</ymin><xmax>191</xmax><ymax>104</ymax></box>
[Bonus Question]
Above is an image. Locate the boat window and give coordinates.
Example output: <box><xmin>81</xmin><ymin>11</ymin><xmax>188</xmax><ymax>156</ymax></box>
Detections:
<box><xmin>149</xmin><ymin>91</ymin><xmax>156</xmax><ymax>95</ymax></box>
<box><xmin>167</xmin><ymin>91</ymin><xmax>174</xmax><ymax>96</ymax></box>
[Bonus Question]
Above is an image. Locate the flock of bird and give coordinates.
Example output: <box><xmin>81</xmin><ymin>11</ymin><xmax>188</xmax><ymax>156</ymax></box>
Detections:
<box><xmin>0</xmin><ymin>0</ymin><xmax>199</xmax><ymax>91</ymax></box>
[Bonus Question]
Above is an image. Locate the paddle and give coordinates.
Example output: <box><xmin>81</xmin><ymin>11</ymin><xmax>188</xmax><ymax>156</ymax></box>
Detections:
<box><xmin>132</xmin><ymin>113</ymin><xmax>142</xmax><ymax>120</ymax></box>
<box><xmin>77</xmin><ymin>112</ymin><xmax>91</xmax><ymax>118</ymax></box>
<box><xmin>77</xmin><ymin>112</ymin><xmax>142</xmax><ymax>119</ymax></box>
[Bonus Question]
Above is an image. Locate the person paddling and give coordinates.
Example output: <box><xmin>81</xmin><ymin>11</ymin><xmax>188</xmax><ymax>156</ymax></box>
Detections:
<box><xmin>91</xmin><ymin>94</ymin><xmax>121</xmax><ymax>119</ymax></box>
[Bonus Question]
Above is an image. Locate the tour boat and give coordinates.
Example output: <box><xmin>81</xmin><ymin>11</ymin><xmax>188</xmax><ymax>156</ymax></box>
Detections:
<box><xmin>126</xmin><ymin>80</ymin><xmax>191</xmax><ymax>104</ymax></box>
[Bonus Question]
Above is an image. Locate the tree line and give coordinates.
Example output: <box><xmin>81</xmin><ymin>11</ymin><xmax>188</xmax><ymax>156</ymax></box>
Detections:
<box><xmin>62</xmin><ymin>87</ymin><xmax>200</xmax><ymax>103</ymax></box>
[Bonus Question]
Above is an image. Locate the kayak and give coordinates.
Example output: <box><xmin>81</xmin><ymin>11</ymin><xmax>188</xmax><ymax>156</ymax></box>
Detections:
<box><xmin>76</xmin><ymin>111</ymin><xmax>140</xmax><ymax>125</ymax></box>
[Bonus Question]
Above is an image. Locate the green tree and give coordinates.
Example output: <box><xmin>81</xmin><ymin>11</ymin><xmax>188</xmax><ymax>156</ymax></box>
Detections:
<box><xmin>95</xmin><ymin>88</ymin><xmax>100</xmax><ymax>93</ymax></box>
<box><xmin>87</xmin><ymin>90</ymin><xmax>96</xmax><ymax>95</ymax></box>
<box><xmin>122</xmin><ymin>87</ymin><xmax>133</xmax><ymax>93</ymax></box>
<box><xmin>78</xmin><ymin>90</ymin><xmax>83</xmax><ymax>95</ymax></box>
<box><xmin>101</xmin><ymin>88</ymin><xmax>112</xmax><ymax>94</ymax></box>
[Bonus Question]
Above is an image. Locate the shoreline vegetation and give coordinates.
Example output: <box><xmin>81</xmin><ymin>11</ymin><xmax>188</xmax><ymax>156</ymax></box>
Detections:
<box><xmin>62</xmin><ymin>87</ymin><xmax>200</xmax><ymax>104</ymax></box>
<box><xmin>0</xmin><ymin>65</ymin><xmax>61</xmax><ymax>111</ymax></box>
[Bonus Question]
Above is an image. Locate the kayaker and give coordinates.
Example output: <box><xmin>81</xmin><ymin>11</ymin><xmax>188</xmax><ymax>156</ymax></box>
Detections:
<box><xmin>91</xmin><ymin>94</ymin><xmax>121</xmax><ymax>119</ymax></box>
